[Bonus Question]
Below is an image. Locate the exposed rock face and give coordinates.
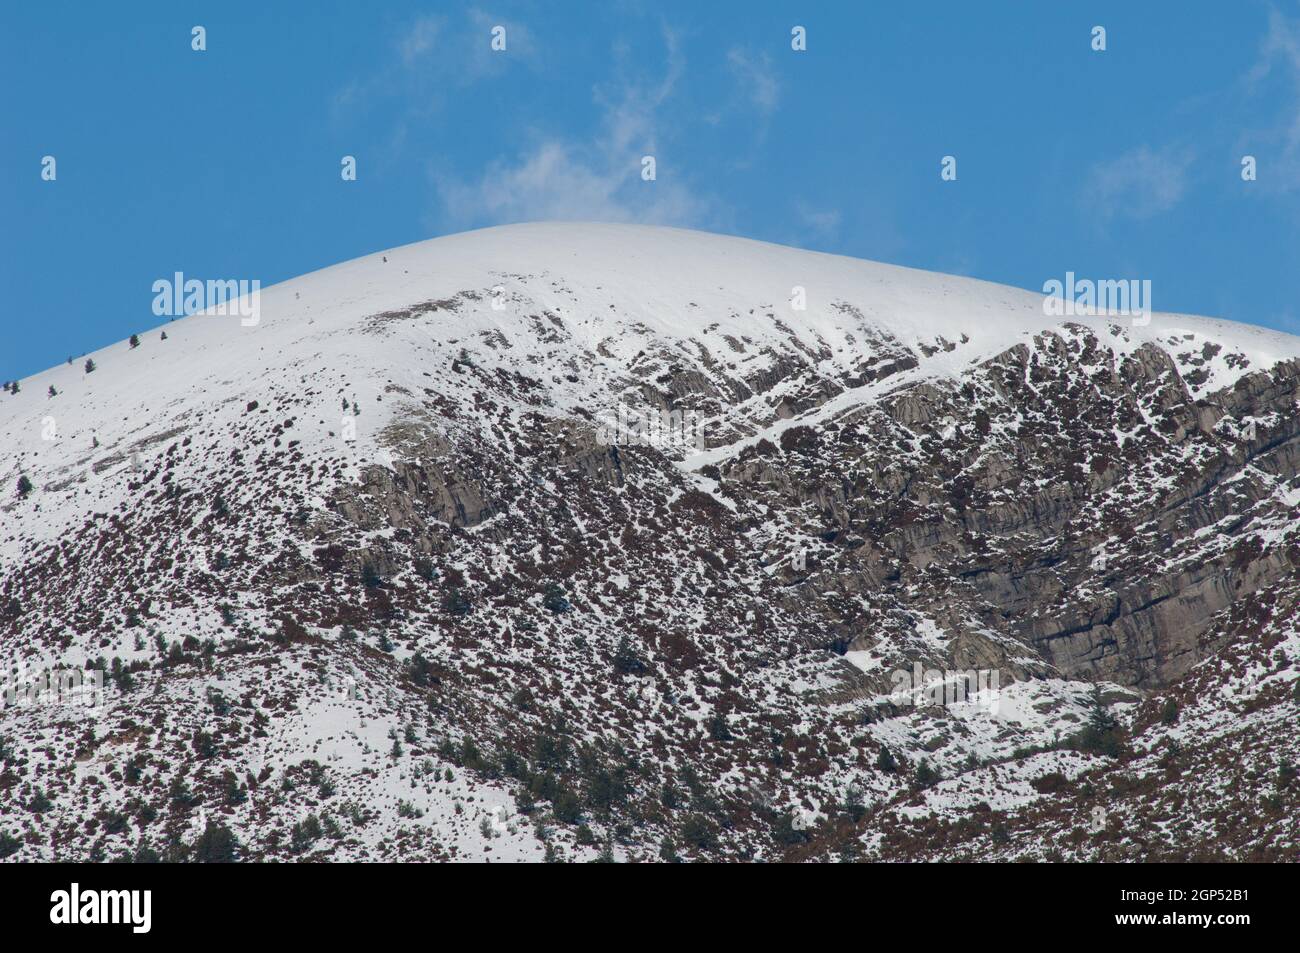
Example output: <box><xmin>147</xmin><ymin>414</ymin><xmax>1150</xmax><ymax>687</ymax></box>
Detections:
<box><xmin>1</xmin><ymin>224</ymin><xmax>1297</xmax><ymax>862</ymax></box>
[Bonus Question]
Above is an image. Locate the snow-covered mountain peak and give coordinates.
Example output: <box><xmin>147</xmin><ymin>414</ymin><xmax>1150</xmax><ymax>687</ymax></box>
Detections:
<box><xmin>3</xmin><ymin>224</ymin><xmax>1299</xmax><ymax>863</ymax></box>
<box><xmin>7</xmin><ymin>222</ymin><xmax>1299</xmax><ymax>495</ymax></box>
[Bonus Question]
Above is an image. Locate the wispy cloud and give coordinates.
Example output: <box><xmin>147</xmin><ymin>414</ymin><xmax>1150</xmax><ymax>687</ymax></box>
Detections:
<box><xmin>791</xmin><ymin>201</ymin><xmax>840</xmax><ymax>243</ymax></box>
<box><xmin>434</xmin><ymin>25</ymin><xmax>720</xmax><ymax>227</ymax></box>
<box><xmin>1243</xmin><ymin>5</ymin><xmax>1300</xmax><ymax>190</ymax></box>
<box><xmin>332</xmin><ymin>9</ymin><xmax>536</xmax><ymax>123</ymax></box>
<box><xmin>398</xmin><ymin>14</ymin><xmax>442</xmax><ymax>67</ymax></box>
<box><xmin>726</xmin><ymin>48</ymin><xmax>780</xmax><ymax>116</ymax></box>
<box><xmin>437</xmin><ymin>140</ymin><xmax>709</xmax><ymax>225</ymax></box>
<box><xmin>1083</xmin><ymin>145</ymin><xmax>1196</xmax><ymax>222</ymax></box>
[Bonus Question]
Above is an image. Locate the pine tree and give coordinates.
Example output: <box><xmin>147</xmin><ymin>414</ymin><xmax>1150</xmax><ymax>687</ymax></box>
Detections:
<box><xmin>843</xmin><ymin>782</ymin><xmax>867</xmax><ymax>822</ymax></box>
<box><xmin>192</xmin><ymin>821</ymin><xmax>240</xmax><ymax>862</ymax></box>
<box><xmin>914</xmin><ymin>759</ymin><xmax>940</xmax><ymax>788</ymax></box>
<box><xmin>16</xmin><ymin>476</ymin><xmax>33</xmax><ymax>499</ymax></box>
<box><xmin>1075</xmin><ymin>687</ymin><xmax>1124</xmax><ymax>757</ymax></box>
<box><xmin>875</xmin><ymin>744</ymin><xmax>897</xmax><ymax>773</ymax></box>
<box><xmin>442</xmin><ymin>586</ymin><xmax>471</xmax><ymax>616</ymax></box>
<box><xmin>612</xmin><ymin>635</ymin><xmax>648</xmax><ymax>676</ymax></box>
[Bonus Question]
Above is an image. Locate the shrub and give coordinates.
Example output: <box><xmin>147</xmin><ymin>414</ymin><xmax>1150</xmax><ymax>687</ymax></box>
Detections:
<box><xmin>406</xmin><ymin>652</ymin><xmax>437</xmax><ymax>687</ymax></box>
<box><xmin>0</xmin><ymin>831</ymin><xmax>21</xmax><ymax>860</ymax></box>
<box><xmin>680</xmin><ymin>814</ymin><xmax>718</xmax><ymax>851</ymax></box>
<box><xmin>124</xmin><ymin>755</ymin><xmax>144</xmax><ymax>785</ymax></box>
<box><xmin>193</xmin><ymin>729</ymin><xmax>217</xmax><ymax>759</ymax></box>
<box><xmin>612</xmin><ymin>636</ymin><xmax>648</xmax><ymax>676</ymax></box>
<box><xmin>442</xmin><ymin>586</ymin><xmax>472</xmax><ymax>616</ymax></box>
<box><xmin>1031</xmin><ymin>772</ymin><xmax>1068</xmax><ymax>795</ymax></box>
<box><xmin>289</xmin><ymin>814</ymin><xmax>323</xmax><ymax>853</ymax></box>
<box><xmin>542</xmin><ymin>582</ymin><xmax>571</xmax><ymax>614</ymax></box>
<box><xmin>551</xmin><ymin>786</ymin><xmax>583</xmax><ymax>824</ymax></box>
<box><xmin>773</xmin><ymin>812</ymin><xmax>810</xmax><ymax>846</ymax></box>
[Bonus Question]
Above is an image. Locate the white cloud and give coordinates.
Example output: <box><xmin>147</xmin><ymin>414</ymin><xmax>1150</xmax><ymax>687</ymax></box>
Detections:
<box><xmin>437</xmin><ymin>140</ymin><xmax>707</xmax><ymax>225</ymax></box>
<box><xmin>1084</xmin><ymin>145</ymin><xmax>1196</xmax><ymax>221</ymax></box>
<box><xmin>434</xmin><ymin>26</ymin><xmax>718</xmax><ymax>228</ymax></box>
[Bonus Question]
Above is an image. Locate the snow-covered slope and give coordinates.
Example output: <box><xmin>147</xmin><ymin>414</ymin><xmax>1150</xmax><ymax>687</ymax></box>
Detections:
<box><xmin>2</xmin><ymin>223</ymin><xmax>1299</xmax><ymax>863</ymax></box>
<box><xmin>7</xmin><ymin>223</ymin><xmax>1299</xmax><ymax>498</ymax></box>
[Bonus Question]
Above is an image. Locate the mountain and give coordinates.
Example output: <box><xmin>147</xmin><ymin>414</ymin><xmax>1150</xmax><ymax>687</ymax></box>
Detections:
<box><xmin>2</xmin><ymin>222</ymin><xmax>1298</xmax><ymax>862</ymax></box>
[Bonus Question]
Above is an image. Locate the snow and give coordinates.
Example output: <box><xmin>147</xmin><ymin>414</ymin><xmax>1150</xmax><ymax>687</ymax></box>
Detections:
<box><xmin>7</xmin><ymin>222</ymin><xmax>1299</xmax><ymax>506</ymax></box>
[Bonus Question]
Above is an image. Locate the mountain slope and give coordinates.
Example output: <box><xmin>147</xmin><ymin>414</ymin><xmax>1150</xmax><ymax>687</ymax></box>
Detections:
<box><xmin>2</xmin><ymin>223</ymin><xmax>1298</xmax><ymax>862</ymax></box>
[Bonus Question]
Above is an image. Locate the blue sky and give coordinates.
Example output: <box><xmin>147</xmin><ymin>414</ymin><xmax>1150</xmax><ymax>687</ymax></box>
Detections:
<box><xmin>3</xmin><ymin>1</ymin><xmax>1300</xmax><ymax>382</ymax></box>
